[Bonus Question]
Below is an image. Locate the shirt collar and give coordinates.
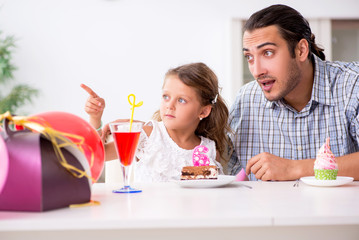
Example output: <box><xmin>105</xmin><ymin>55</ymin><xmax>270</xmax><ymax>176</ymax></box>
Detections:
<box><xmin>311</xmin><ymin>55</ymin><xmax>334</xmax><ymax>106</ymax></box>
<box><xmin>262</xmin><ymin>54</ymin><xmax>334</xmax><ymax>109</ymax></box>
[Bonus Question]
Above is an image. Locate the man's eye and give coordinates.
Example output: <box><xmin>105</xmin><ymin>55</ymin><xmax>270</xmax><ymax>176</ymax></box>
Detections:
<box><xmin>265</xmin><ymin>50</ymin><xmax>273</xmax><ymax>57</ymax></box>
<box><xmin>244</xmin><ymin>54</ymin><xmax>253</xmax><ymax>62</ymax></box>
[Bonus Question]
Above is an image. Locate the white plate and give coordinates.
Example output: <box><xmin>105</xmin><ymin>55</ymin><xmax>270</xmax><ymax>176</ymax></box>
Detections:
<box><xmin>300</xmin><ymin>176</ymin><xmax>354</xmax><ymax>187</ymax></box>
<box><xmin>174</xmin><ymin>175</ymin><xmax>236</xmax><ymax>188</ymax></box>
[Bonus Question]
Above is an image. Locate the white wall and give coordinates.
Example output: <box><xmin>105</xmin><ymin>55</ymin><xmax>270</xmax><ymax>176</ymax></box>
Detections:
<box><xmin>1</xmin><ymin>0</ymin><xmax>359</xmax><ymax>124</ymax></box>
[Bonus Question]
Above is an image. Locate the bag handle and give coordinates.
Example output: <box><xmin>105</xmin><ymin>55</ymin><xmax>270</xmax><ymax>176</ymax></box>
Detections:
<box><xmin>2</xmin><ymin>117</ymin><xmax>30</xmax><ymax>138</ymax></box>
<box><xmin>3</xmin><ymin>117</ymin><xmax>13</xmax><ymax>138</ymax></box>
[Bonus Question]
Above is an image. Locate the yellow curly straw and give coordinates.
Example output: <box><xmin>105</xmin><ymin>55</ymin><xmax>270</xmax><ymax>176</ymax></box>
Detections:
<box><xmin>127</xmin><ymin>94</ymin><xmax>143</xmax><ymax>132</ymax></box>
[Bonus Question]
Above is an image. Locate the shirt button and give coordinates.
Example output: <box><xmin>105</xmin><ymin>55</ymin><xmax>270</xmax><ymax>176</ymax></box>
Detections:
<box><xmin>297</xmin><ymin>146</ymin><xmax>302</xmax><ymax>151</ymax></box>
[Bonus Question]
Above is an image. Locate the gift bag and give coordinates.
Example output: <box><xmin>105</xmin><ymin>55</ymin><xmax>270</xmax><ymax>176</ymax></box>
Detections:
<box><xmin>0</xmin><ymin>113</ymin><xmax>93</xmax><ymax>212</ymax></box>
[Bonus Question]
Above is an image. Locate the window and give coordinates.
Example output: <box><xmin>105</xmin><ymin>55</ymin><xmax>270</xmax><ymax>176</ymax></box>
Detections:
<box><xmin>332</xmin><ymin>20</ymin><xmax>359</xmax><ymax>61</ymax></box>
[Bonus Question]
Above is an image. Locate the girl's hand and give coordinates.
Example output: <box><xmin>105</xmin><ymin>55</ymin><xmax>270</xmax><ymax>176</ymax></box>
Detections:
<box><xmin>80</xmin><ymin>83</ymin><xmax>105</xmax><ymax>130</ymax></box>
<box><xmin>101</xmin><ymin>119</ymin><xmax>147</xmax><ymax>143</ymax></box>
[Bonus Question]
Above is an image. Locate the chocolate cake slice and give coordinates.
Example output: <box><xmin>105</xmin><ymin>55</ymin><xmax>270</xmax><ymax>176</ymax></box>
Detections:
<box><xmin>181</xmin><ymin>165</ymin><xmax>218</xmax><ymax>180</ymax></box>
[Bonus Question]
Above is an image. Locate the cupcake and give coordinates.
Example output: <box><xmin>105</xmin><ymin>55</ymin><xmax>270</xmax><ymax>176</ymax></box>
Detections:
<box><xmin>314</xmin><ymin>138</ymin><xmax>338</xmax><ymax>180</ymax></box>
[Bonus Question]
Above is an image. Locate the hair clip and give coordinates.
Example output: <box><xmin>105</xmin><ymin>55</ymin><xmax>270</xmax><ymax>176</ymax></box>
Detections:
<box><xmin>211</xmin><ymin>94</ymin><xmax>218</xmax><ymax>104</ymax></box>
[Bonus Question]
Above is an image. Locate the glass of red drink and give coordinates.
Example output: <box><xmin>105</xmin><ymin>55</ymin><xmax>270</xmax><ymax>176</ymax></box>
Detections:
<box><xmin>109</xmin><ymin>121</ymin><xmax>143</xmax><ymax>193</ymax></box>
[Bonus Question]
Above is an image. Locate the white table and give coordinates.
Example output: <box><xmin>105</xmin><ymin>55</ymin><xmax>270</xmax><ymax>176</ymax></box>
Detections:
<box><xmin>1</xmin><ymin>180</ymin><xmax>359</xmax><ymax>240</ymax></box>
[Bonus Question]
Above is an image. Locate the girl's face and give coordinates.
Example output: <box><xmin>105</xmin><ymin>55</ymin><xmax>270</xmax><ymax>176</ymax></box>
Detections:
<box><xmin>160</xmin><ymin>75</ymin><xmax>209</xmax><ymax>131</ymax></box>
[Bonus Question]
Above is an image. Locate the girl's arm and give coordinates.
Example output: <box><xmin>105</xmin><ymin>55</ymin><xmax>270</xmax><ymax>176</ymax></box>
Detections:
<box><xmin>142</xmin><ymin>125</ymin><xmax>153</xmax><ymax>137</ymax></box>
<box><xmin>104</xmin><ymin>142</ymin><xmax>118</xmax><ymax>161</ymax></box>
<box><xmin>80</xmin><ymin>83</ymin><xmax>105</xmax><ymax>131</ymax></box>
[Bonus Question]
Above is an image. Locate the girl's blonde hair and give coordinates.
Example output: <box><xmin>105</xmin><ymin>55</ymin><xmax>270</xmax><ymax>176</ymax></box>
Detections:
<box><xmin>153</xmin><ymin>62</ymin><xmax>231</xmax><ymax>164</ymax></box>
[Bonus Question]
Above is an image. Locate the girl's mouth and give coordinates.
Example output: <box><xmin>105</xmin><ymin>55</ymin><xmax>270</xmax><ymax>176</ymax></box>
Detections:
<box><xmin>165</xmin><ymin>114</ymin><xmax>175</xmax><ymax>118</ymax></box>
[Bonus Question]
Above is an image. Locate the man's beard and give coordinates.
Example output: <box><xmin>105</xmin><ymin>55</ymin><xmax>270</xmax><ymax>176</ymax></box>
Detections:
<box><xmin>259</xmin><ymin>59</ymin><xmax>302</xmax><ymax>102</ymax></box>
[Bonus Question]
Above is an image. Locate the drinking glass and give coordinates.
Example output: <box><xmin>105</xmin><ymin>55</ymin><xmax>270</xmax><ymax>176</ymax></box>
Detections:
<box><xmin>109</xmin><ymin>121</ymin><xmax>143</xmax><ymax>193</ymax></box>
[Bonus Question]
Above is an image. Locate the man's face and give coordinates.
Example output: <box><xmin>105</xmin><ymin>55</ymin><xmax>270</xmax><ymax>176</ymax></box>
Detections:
<box><xmin>243</xmin><ymin>25</ymin><xmax>302</xmax><ymax>102</ymax></box>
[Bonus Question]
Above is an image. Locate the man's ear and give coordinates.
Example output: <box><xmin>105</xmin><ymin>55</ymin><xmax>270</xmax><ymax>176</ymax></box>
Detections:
<box><xmin>199</xmin><ymin>105</ymin><xmax>212</xmax><ymax>119</ymax></box>
<box><xmin>296</xmin><ymin>39</ymin><xmax>310</xmax><ymax>62</ymax></box>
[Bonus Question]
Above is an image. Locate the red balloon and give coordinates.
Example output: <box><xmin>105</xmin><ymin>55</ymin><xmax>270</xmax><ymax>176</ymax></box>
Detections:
<box><xmin>31</xmin><ymin>111</ymin><xmax>104</xmax><ymax>182</ymax></box>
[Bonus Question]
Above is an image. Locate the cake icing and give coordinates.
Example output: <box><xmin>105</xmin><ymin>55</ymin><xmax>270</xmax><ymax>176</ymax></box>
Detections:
<box><xmin>314</xmin><ymin>138</ymin><xmax>338</xmax><ymax>170</ymax></box>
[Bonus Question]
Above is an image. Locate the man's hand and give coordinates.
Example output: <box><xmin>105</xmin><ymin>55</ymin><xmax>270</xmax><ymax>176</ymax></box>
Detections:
<box><xmin>246</xmin><ymin>152</ymin><xmax>298</xmax><ymax>181</ymax></box>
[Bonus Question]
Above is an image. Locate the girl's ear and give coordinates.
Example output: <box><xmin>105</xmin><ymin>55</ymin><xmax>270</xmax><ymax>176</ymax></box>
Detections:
<box><xmin>199</xmin><ymin>105</ymin><xmax>212</xmax><ymax>119</ymax></box>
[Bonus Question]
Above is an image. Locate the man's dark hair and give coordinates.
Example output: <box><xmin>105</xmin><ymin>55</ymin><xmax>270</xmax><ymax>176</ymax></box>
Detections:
<box><xmin>244</xmin><ymin>4</ymin><xmax>325</xmax><ymax>61</ymax></box>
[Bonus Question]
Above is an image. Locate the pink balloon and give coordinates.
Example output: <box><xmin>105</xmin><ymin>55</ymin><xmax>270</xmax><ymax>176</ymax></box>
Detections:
<box><xmin>0</xmin><ymin>135</ymin><xmax>9</xmax><ymax>193</ymax></box>
<box><xmin>235</xmin><ymin>168</ymin><xmax>249</xmax><ymax>181</ymax></box>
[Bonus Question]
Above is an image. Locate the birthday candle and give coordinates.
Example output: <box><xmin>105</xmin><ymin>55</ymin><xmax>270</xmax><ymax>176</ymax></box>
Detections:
<box><xmin>192</xmin><ymin>145</ymin><xmax>210</xmax><ymax>166</ymax></box>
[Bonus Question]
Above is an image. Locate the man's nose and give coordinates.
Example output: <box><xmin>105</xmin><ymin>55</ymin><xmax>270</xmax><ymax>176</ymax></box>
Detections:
<box><xmin>250</xmin><ymin>59</ymin><xmax>267</xmax><ymax>79</ymax></box>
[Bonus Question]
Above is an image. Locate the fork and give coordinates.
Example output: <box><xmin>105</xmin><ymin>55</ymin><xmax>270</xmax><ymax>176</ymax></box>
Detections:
<box><xmin>293</xmin><ymin>179</ymin><xmax>300</xmax><ymax>187</ymax></box>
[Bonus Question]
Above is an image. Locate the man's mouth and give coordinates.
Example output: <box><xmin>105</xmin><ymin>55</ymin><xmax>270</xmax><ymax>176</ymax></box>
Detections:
<box><xmin>258</xmin><ymin>79</ymin><xmax>275</xmax><ymax>91</ymax></box>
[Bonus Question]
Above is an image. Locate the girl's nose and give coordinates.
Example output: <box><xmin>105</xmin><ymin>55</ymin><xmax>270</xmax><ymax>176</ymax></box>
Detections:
<box><xmin>166</xmin><ymin>99</ymin><xmax>175</xmax><ymax>110</ymax></box>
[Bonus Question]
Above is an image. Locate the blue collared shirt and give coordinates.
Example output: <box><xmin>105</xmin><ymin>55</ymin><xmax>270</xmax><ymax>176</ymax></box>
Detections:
<box><xmin>228</xmin><ymin>55</ymin><xmax>359</xmax><ymax>180</ymax></box>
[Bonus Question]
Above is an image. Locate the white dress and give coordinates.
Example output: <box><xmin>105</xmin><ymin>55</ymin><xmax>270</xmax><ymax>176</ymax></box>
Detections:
<box><xmin>134</xmin><ymin>120</ymin><xmax>223</xmax><ymax>182</ymax></box>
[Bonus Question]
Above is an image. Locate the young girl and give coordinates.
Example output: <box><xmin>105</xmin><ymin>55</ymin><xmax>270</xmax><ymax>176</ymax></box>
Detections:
<box><xmin>81</xmin><ymin>62</ymin><xmax>231</xmax><ymax>182</ymax></box>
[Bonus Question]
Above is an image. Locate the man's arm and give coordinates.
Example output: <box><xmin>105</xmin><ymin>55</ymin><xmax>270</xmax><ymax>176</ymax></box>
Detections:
<box><xmin>246</xmin><ymin>152</ymin><xmax>359</xmax><ymax>181</ymax></box>
<box><xmin>245</xmin><ymin>152</ymin><xmax>313</xmax><ymax>181</ymax></box>
<box><xmin>226</xmin><ymin>137</ymin><xmax>242</xmax><ymax>175</ymax></box>
<box><xmin>337</xmin><ymin>152</ymin><xmax>359</xmax><ymax>180</ymax></box>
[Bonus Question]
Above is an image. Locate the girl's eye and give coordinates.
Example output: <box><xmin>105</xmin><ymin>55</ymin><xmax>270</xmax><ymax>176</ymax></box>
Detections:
<box><xmin>178</xmin><ymin>98</ymin><xmax>186</xmax><ymax>104</ymax></box>
<box><xmin>162</xmin><ymin>95</ymin><xmax>169</xmax><ymax>100</ymax></box>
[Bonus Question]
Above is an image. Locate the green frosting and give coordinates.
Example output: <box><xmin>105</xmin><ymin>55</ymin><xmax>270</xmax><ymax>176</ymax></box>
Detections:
<box><xmin>314</xmin><ymin>169</ymin><xmax>338</xmax><ymax>180</ymax></box>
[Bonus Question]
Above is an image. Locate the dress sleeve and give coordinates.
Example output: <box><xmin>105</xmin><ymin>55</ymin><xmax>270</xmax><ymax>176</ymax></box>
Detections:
<box><xmin>135</xmin><ymin>121</ymin><xmax>153</xmax><ymax>160</ymax></box>
<box><xmin>136</xmin><ymin>128</ymin><xmax>148</xmax><ymax>160</ymax></box>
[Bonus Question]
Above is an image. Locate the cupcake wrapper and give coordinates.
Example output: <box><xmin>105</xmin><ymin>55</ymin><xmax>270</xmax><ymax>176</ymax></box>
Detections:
<box><xmin>314</xmin><ymin>169</ymin><xmax>338</xmax><ymax>180</ymax></box>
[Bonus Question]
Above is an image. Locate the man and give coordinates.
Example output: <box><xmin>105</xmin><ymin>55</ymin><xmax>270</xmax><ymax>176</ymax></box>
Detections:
<box><xmin>228</xmin><ymin>4</ymin><xmax>359</xmax><ymax>181</ymax></box>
